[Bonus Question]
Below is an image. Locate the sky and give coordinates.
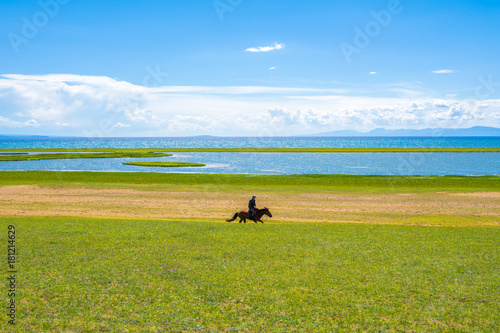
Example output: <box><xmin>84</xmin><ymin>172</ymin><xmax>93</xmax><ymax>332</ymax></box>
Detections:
<box><xmin>0</xmin><ymin>0</ymin><xmax>499</xmax><ymax>136</ymax></box>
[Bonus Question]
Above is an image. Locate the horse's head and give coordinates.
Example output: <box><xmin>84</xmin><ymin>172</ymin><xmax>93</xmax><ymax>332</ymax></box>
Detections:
<box><xmin>263</xmin><ymin>207</ymin><xmax>272</xmax><ymax>218</ymax></box>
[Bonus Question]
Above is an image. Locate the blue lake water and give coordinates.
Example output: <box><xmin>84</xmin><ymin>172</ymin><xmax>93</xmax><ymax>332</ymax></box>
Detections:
<box><xmin>0</xmin><ymin>152</ymin><xmax>498</xmax><ymax>176</ymax></box>
<box><xmin>0</xmin><ymin>137</ymin><xmax>499</xmax><ymax>175</ymax></box>
<box><xmin>1</xmin><ymin>136</ymin><xmax>500</xmax><ymax>149</ymax></box>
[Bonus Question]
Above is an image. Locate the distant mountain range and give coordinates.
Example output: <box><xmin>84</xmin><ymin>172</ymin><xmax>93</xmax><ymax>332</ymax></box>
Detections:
<box><xmin>306</xmin><ymin>126</ymin><xmax>500</xmax><ymax>137</ymax></box>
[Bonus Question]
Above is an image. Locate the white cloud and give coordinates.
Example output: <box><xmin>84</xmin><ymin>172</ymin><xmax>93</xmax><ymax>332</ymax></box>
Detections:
<box><xmin>263</xmin><ymin>99</ymin><xmax>499</xmax><ymax>133</ymax></box>
<box><xmin>432</xmin><ymin>69</ymin><xmax>458</xmax><ymax>74</ymax></box>
<box><xmin>369</xmin><ymin>72</ymin><xmax>377</xmax><ymax>75</ymax></box>
<box><xmin>113</xmin><ymin>123</ymin><xmax>130</xmax><ymax>128</ymax></box>
<box><xmin>0</xmin><ymin>73</ymin><xmax>499</xmax><ymax>136</ymax></box>
<box><xmin>24</xmin><ymin>119</ymin><xmax>40</xmax><ymax>127</ymax></box>
<box><xmin>0</xmin><ymin>73</ymin><xmax>151</xmax><ymax>135</ymax></box>
<box><xmin>0</xmin><ymin>116</ymin><xmax>19</xmax><ymax>127</ymax></box>
<box><xmin>245</xmin><ymin>43</ymin><xmax>284</xmax><ymax>53</ymax></box>
<box><xmin>0</xmin><ymin>116</ymin><xmax>39</xmax><ymax>128</ymax></box>
<box><xmin>269</xmin><ymin>67</ymin><xmax>276</xmax><ymax>70</ymax></box>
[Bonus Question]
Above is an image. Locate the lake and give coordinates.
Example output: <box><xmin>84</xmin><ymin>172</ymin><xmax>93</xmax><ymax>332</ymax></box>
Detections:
<box><xmin>0</xmin><ymin>137</ymin><xmax>499</xmax><ymax>175</ymax></box>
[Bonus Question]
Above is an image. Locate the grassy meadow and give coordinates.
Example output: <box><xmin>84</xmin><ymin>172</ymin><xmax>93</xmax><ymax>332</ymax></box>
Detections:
<box><xmin>1</xmin><ymin>171</ymin><xmax>499</xmax><ymax>191</ymax></box>
<box><xmin>4</xmin><ymin>216</ymin><xmax>499</xmax><ymax>332</ymax></box>
<box><xmin>1</xmin><ymin>171</ymin><xmax>499</xmax><ymax>331</ymax></box>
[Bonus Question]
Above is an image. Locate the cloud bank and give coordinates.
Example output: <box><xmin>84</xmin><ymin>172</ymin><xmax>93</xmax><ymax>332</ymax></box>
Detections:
<box><xmin>0</xmin><ymin>74</ymin><xmax>499</xmax><ymax>136</ymax></box>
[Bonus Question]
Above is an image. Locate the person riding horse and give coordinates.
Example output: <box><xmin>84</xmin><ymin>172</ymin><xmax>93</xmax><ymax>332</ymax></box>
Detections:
<box><xmin>226</xmin><ymin>197</ymin><xmax>272</xmax><ymax>223</ymax></box>
<box><xmin>248</xmin><ymin>195</ymin><xmax>257</xmax><ymax>221</ymax></box>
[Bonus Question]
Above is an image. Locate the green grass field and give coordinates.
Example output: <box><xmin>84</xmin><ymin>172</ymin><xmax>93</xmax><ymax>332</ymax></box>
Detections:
<box><xmin>1</xmin><ymin>171</ymin><xmax>499</xmax><ymax>331</ymax></box>
<box><xmin>4</xmin><ymin>216</ymin><xmax>499</xmax><ymax>332</ymax></box>
<box><xmin>1</xmin><ymin>171</ymin><xmax>499</xmax><ymax>191</ymax></box>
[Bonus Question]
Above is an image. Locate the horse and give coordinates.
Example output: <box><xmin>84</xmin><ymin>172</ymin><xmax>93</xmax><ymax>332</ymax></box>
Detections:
<box><xmin>226</xmin><ymin>207</ymin><xmax>272</xmax><ymax>223</ymax></box>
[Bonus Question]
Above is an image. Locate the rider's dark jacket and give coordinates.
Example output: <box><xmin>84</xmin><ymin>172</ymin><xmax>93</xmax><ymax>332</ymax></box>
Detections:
<box><xmin>248</xmin><ymin>198</ymin><xmax>256</xmax><ymax>211</ymax></box>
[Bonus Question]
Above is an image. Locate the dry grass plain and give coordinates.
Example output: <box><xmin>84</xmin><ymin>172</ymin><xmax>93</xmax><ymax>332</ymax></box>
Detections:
<box><xmin>1</xmin><ymin>181</ymin><xmax>498</xmax><ymax>226</ymax></box>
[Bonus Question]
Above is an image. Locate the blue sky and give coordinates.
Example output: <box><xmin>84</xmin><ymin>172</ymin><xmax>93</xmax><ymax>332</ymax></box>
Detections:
<box><xmin>1</xmin><ymin>0</ymin><xmax>499</xmax><ymax>136</ymax></box>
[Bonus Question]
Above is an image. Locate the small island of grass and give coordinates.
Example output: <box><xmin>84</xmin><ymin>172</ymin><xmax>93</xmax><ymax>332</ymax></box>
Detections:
<box><xmin>123</xmin><ymin>162</ymin><xmax>205</xmax><ymax>168</ymax></box>
<box><xmin>0</xmin><ymin>151</ymin><xmax>173</xmax><ymax>162</ymax></box>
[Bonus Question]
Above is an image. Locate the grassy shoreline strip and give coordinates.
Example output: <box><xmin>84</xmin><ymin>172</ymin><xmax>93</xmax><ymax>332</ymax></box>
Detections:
<box><xmin>1</xmin><ymin>147</ymin><xmax>499</xmax><ymax>153</ymax></box>
<box><xmin>0</xmin><ymin>151</ymin><xmax>172</xmax><ymax>161</ymax></box>
<box><xmin>123</xmin><ymin>162</ymin><xmax>205</xmax><ymax>168</ymax></box>
<box><xmin>0</xmin><ymin>171</ymin><xmax>498</xmax><ymax>191</ymax></box>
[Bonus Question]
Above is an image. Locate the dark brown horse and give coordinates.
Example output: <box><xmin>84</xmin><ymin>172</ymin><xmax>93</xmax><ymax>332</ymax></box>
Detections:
<box><xmin>226</xmin><ymin>207</ymin><xmax>272</xmax><ymax>223</ymax></box>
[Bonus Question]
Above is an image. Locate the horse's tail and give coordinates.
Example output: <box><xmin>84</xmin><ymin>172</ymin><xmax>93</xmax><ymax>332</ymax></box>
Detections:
<box><xmin>226</xmin><ymin>212</ymin><xmax>238</xmax><ymax>222</ymax></box>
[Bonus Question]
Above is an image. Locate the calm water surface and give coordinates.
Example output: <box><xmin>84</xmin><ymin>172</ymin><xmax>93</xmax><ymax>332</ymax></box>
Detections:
<box><xmin>1</xmin><ymin>136</ymin><xmax>499</xmax><ymax>149</ymax></box>
<box><xmin>0</xmin><ymin>137</ymin><xmax>498</xmax><ymax>175</ymax></box>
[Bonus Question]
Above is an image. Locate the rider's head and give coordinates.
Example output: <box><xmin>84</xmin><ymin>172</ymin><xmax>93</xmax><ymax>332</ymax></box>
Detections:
<box><xmin>252</xmin><ymin>195</ymin><xmax>256</xmax><ymax>198</ymax></box>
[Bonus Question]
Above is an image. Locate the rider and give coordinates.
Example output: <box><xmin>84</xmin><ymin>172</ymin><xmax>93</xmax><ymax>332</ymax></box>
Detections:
<box><xmin>248</xmin><ymin>195</ymin><xmax>257</xmax><ymax>221</ymax></box>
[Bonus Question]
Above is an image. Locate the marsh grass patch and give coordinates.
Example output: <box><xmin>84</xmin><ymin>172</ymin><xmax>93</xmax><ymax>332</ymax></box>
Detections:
<box><xmin>123</xmin><ymin>162</ymin><xmax>205</xmax><ymax>168</ymax></box>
